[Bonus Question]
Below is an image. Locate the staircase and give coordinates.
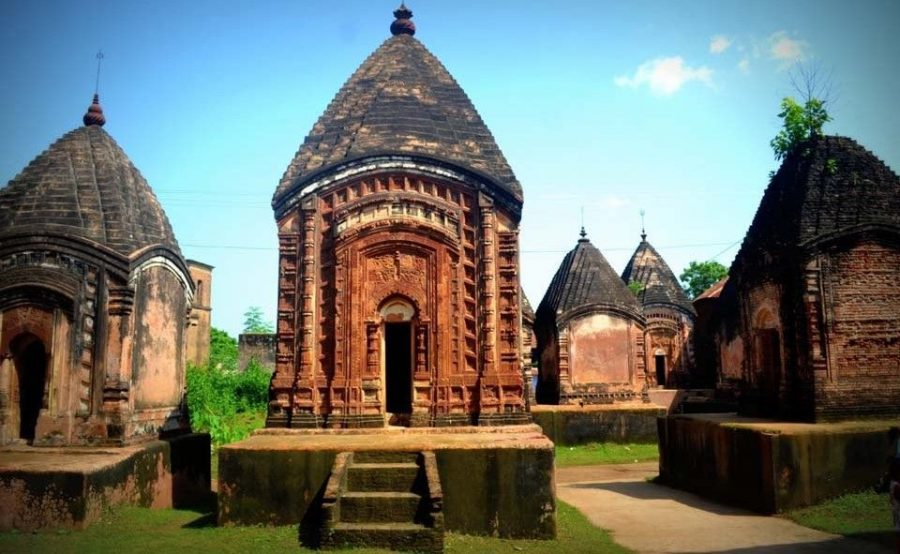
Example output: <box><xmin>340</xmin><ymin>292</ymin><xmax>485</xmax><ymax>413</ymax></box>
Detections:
<box><xmin>321</xmin><ymin>450</ymin><xmax>444</xmax><ymax>553</ymax></box>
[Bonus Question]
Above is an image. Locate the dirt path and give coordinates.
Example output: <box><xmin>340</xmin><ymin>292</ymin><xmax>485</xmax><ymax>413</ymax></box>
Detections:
<box><xmin>556</xmin><ymin>463</ymin><xmax>891</xmax><ymax>554</ymax></box>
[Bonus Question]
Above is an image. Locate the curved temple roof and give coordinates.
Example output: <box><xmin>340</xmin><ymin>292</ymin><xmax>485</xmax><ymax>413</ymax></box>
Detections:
<box><xmin>274</xmin><ymin>8</ymin><xmax>521</xmax><ymax>205</ymax></box>
<box><xmin>0</xmin><ymin>100</ymin><xmax>181</xmax><ymax>258</ymax></box>
<box><xmin>622</xmin><ymin>238</ymin><xmax>695</xmax><ymax>315</ymax></box>
<box><xmin>537</xmin><ymin>232</ymin><xmax>643</xmax><ymax>324</ymax></box>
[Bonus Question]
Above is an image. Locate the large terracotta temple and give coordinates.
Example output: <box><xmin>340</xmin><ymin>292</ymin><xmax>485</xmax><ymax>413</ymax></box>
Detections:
<box><xmin>267</xmin><ymin>5</ymin><xmax>528</xmax><ymax>428</ymax></box>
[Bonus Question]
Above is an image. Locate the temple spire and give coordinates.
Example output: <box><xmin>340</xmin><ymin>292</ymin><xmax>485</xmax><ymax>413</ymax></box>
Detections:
<box><xmin>640</xmin><ymin>209</ymin><xmax>647</xmax><ymax>242</ymax></box>
<box><xmin>390</xmin><ymin>3</ymin><xmax>416</xmax><ymax>36</ymax></box>
<box><xmin>84</xmin><ymin>51</ymin><xmax>106</xmax><ymax>127</ymax></box>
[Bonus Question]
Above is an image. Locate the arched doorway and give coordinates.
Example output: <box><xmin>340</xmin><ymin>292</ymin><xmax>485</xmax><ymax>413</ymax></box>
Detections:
<box><xmin>379</xmin><ymin>298</ymin><xmax>415</xmax><ymax>424</ymax></box>
<box><xmin>10</xmin><ymin>333</ymin><xmax>48</xmax><ymax>442</ymax></box>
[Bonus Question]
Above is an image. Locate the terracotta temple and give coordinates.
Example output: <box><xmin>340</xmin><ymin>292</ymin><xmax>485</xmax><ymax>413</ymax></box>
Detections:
<box><xmin>696</xmin><ymin>136</ymin><xmax>900</xmax><ymax>421</ymax></box>
<box><xmin>0</xmin><ymin>96</ymin><xmax>198</xmax><ymax>445</ymax></box>
<box><xmin>621</xmin><ymin>230</ymin><xmax>696</xmax><ymax>388</ymax></box>
<box><xmin>267</xmin><ymin>5</ymin><xmax>527</xmax><ymax>427</ymax></box>
<box><xmin>534</xmin><ymin>229</ymin><xmax>648</xmax><ymax>404</ymax></box>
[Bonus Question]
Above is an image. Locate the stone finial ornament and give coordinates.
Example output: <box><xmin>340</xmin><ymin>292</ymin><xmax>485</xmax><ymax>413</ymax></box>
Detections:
<box><xmin>391</xmin><ymin>2</ymin><xmax>415</xmax><ymax>36</ymax></box>
<box><xmin>83</xmin><ymin>94</ymin><xmax>106</xmax><ymax>127</ymax></box>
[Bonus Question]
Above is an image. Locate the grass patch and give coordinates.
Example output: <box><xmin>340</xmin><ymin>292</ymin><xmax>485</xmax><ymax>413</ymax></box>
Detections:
<box><xmin>783</xmin><ymin>490</ymin><xmax>894</xmax><ymax>549</ymax></box>
<box><xmin>555</xmin><ymin>442</ymin><xmax>658</xmax><ymax>467</ymax></box>
<box><xmin>0</xmin><ymin>500</ymin><xmax>630</xmax><ymax>553</ymax></box>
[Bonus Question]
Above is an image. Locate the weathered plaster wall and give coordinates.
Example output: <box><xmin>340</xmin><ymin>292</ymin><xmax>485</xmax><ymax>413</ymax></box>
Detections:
<box><xmin>185</xmin><ymin>261</ymin><xmax>212</xmax><ymax>367</ymax></box>
<box><xmin>531</xmin><ymin>404</ymin><xmax>664</xmax><ymax>444</ymax></box>
<box><xmin>658</xmin><ymin>414</ymin><xmax>900</xmax><ymax>513</ymax></box>
<box><xmin>0</xmin><ymin>433</ymin><xmax>210</xmax><ymax>531</ymax></box>
<box><xmin>131</xmin><ymin>266</ymin><xmax>187</xmax><ymax>425</ymax></box>
<box><xmin>568</xmin><ymin>314</ymin><xmax>630</xmax><ymax>384</ymax></box>
<box><xmin>238</xmin><ymin>333</ymin><xmax>277</xmax><ymax>372</ymax></box>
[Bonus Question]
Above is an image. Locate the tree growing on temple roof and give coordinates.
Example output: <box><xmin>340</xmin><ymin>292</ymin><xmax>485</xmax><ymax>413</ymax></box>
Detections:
<box><xmin>770</xmin><ymin>62</ymin><xmax>833</xmax><ymax>160</ymax></box>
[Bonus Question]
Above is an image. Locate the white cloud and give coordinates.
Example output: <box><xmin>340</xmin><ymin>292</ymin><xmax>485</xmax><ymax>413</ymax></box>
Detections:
<box><xmin>769</xmin><ymin>31</ymin><xmax>807</xmax><ymax>65</ymax></box>
<box><xmin>614</xmin><ymin>56</ymin><xmax>714</xmax><ymax>96</ymax></box>
<box><xmin>737</xmin><ymin>58</ymin><xmax>750</xmax><ymax>74</ymax></box>
<box><xmin>710</xmin><ymin>35</ymin><xmax>732</xmax><ymax>54</ymax></box>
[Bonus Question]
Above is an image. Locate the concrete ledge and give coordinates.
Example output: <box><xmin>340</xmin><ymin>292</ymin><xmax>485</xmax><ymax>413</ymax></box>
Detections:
<box><xmin>218</xmin><ymin>425</ymin><xmax>556</xmax><ymax>539</ymax></box>
<box><xmin>0</xmin><ymin>433</ymin><xmax>210</xmax><ymax>531</ymax></box>
<box><xmin>657</xmin><ymin>413</ymin><xmax>899</xmax><ymax>513</ymax></box>
<box><xmin>531</xmin><ymin>404</ymin><xmax>665</xmax><ymax>445</ymax></box>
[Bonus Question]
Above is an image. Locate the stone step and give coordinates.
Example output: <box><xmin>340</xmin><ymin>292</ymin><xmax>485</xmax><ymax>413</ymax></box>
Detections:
<box><xmin>347</xmin><ymin>462</ymin><xmax>420</xmax><ymax>492</ymax></box>
<box><xmin>340</xmin><ymin>491</ymin><xmax>421</xmax><ymax>523</ymax></box>
<box><xmin>353</xmin><ymin>450</ymin><xmax>419</xmax><ymax>464</ymax></box>
<box><xmin>327</xmin><ymin>522</ymin><xmax>443</xmax><ymax>553</ymax></box>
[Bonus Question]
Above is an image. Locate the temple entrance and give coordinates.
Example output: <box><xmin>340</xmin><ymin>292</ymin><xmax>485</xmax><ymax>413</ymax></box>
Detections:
<box><xmin>385</xmin><ymin>322</ymin><xmax>412</xmax><ymax>419</ymax></box>
<box><xmin>11</xmin><ymin>333</ymin><xmax>47</xmax><ymax>442</ymax></box>
<box><xmin>655</xmin><ymin>354</ymin><xmax>666</xmax><ymax>387</ymax></box>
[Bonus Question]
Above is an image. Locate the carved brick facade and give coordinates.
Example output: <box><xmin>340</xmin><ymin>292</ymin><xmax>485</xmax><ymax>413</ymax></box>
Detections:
<box><xmin>266</xmin><ymin>13</ymin><xmax>527</xmax><ymax>427</ymax></box>
<box><xmin>0</xmin><ymin>101</ymin><xmax>195</xmax><ymax>445</ymax></box>
<box><xmin>697</xmin><ymin>136</ymin><xmax>900</xmax><ymax>421</ymax></box>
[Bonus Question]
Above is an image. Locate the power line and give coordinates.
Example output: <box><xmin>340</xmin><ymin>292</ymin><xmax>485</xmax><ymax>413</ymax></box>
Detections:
<box><xmin>181</xmin><ymin>239</ymin><xmax>742</xmax><ymax>253</ymax></box>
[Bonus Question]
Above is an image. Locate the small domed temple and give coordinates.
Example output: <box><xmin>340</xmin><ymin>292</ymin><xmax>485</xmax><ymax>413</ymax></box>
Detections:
<box><xmin>269</xmin><ymin>3</ymin><xmax>527</xmax><ymax>428</ymax></box>
<box><xmin>621</xmin><ymin>230</ymin><xmax>696</xmax><ymax>388</ymax></box>
<box><xmin>0</xmin><ymin>96</ymin><xmax>197</xmax><ymax>445</ymax></box>
<box><xmin>534</xmin><ymin>229</ymin><xmax>648</xmax><ymax>404</ymax></box>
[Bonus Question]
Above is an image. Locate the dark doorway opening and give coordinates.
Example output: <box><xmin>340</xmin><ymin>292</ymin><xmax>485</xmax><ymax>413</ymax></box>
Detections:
<box><xmin>655</xmin><ymin>354</ymin><xmax>666</xmax><ymax>387</ymax></box>
<box><xmin>11</xmin><ymin>334</ymin><xmax>47</xmax><ymax>442</ymax></box>
<box><xmin>385</xmin><ymin>322</ymin><xmax>412</xmax><ymax>417</ymax></box>
<box><xmin>755</xmin><ymin>329</ymin><xmax>782</xmax><ymax>412</ymax></box>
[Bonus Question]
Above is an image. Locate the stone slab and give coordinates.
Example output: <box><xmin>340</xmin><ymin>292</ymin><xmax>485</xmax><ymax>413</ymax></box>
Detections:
<box><xmin>658</xmin><ymin>413</ymin><xmax>900</xmax><ymax>513</ymax></box>
<box><xmin>218</xmin><ymin>425</ymin><xmax>555</xmax><ymax>539</ymax></box>
<box><xmin>0</xmin><ymin>433</ymin><xmax>210</xmax><ymax>531</ymax></box>
<box><xmin>531</xmin><ymin>404</ymin><xmax>664</xmax><ymax>445</ymax></box>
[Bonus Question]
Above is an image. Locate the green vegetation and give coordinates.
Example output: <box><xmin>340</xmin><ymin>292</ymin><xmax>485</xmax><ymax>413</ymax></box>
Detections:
<box><xmin>186</xmin><ymin>327</ymin><xmax>268</xmax><ymax>446</ymax></box>
<box><xmin>679</xmin><ymin>260</ymin><xmax>728</xmax><ymax>299</ymax></box>
<box><xmin>770</xmin><ymin>96</ymin><xmax>830</xmax><ymax>160</ymax></box>
<box><xmin>556</xmin><ymin>442</ymin><xmax>659</xmax><ymax>467</ymax></box>
<box><xmin>0</xmin><ymin>501</ymin><xmax>630</xmax><ymax>554</ymax></box>
<box><xmin>784</xmin><ymin>490</ymin><xmax>893</xmax><ymax>550</ymax></box>
<box><xmin>243</xmin><ymin>305</ymin><xmax>274</xmax><ymax>333</ymax></box>
<box><xmin>626</xmin><ymin>280</ymin><xmax>644</xmax><ymax>296</ymax></box>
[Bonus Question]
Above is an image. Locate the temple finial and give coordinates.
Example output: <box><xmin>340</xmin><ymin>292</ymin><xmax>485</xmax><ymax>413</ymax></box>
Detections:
<box><xmin>579</xmin><ymin>226</ymin><xmax>587</xmax><ymax>240</ymax></box>
<box><xmin>391</xmin><ymin>3</ymin><xmax>415</xmax><ymax>36</ymax></box>
<box><xmin>84</xmin><ymin>51</ymin><xmax>106</xmax><ymax>127</ymax></box>
<box><xmin>640</xmin><ymin>209</ymin><xmax>646</xmax><ymax>241</ymax></box>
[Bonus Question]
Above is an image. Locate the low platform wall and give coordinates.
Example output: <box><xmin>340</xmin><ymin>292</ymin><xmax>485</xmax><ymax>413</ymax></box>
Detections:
<box><xmin>0</xmin><ymin>433</ymin><xmax>210</xmax><ymax>531</ymax></box>
<box><xmin>531</xmin><ymin>404</ymin><xmax>665</xmax><ymax>445</ymax></box>
<box><xmin>658</xmin><ymin>414</ymin><xmax>899</xmax><ymax>513</ymax></box>
<box><xmin>218</xmin><ymin>424</ymin><xmax>555</xmax><ymax>539</ymax></box>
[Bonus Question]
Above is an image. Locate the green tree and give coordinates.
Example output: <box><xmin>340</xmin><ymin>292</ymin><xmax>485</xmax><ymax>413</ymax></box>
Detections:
<box><xmin>679</xmin><ymin>260</ymin><xmax>728</xmax><ymax>299</ymax></box>
<box><xmin>242</xmin><ymin>306</ymin><xmax>274</xmax><ymax>334</ymax></box>
<box><xmin>209</xmin><ymin>327</ymin><xmax>238</xmax><ymax>370</ymax></box>
<box><xmin>770</xmin><ymin>96</ymin><xmax>831</xmax><ymax>160</ymax></box>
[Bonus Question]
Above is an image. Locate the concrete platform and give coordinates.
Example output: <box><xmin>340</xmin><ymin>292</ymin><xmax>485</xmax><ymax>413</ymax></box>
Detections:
<box><xmin>218</xmin><ymin>424</ymin><xmax>555</xmax><ymax>539</ymax></box>
<box><xmin>658</xmin><ymin>413</ymin><xmax>900</xmax><ymax>513</ymax></box>
<box><xmin>0</xmin><ymin>433</ymin><xmax>210</xmax><ymax>531</ymax></box>
<box><xmin>531</xmin><ymin>403</ymin><xmax>665</xmax><ymax>445</ymax></box>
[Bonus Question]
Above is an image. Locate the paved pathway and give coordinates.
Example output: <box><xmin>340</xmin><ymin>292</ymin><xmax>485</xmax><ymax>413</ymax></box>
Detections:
<box><xmin>557</xmin><ymin>463</ymin><xmax>891</xmax><ymax>554</ymax></box>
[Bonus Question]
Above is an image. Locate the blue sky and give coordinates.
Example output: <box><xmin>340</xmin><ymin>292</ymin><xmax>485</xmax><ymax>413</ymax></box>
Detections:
<box><xmin>1</xmin><ymin>1</ymin><xmax>898</xmax><ymax>338</ymax></box>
